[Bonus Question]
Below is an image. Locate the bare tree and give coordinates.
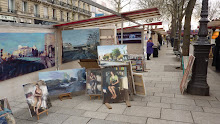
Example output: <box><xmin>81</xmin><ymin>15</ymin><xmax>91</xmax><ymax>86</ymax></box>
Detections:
<box><xmin>111</xmin><ymin>0</ymin><xmax>131</xmax><ymax>12</ymax></box>
<box><xmin>182</xmin><ymin>0</ymin><xmax>197</xmax><ymax>56</ymax></box>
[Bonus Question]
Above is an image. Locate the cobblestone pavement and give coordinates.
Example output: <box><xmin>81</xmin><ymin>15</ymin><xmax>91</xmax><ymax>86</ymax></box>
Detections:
<box><xmin>4</xmin><ymin>45</ymin><xmax>220</xmax><ymax>124</ymax></box>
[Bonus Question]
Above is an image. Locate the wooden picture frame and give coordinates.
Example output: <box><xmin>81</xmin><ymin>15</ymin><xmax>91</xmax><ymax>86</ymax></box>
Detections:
<box><xmin>133</xmin><ymin>73</ymin><xmax>146</xmax><ymax>95</ymax></box>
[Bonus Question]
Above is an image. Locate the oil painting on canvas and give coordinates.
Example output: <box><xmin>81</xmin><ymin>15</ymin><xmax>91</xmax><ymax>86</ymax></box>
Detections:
<box><xmin>0</xmin><ymin>98</ymin><xmax>14</xmax><ymax>123</ymax></box>
<box><xmin>97</xmin><ymin>45</ymin><xmax>128</xmax><ymax>66</ymax></box>
<box><xmin>86</xmin><ymin>69</ymin><xmax>102</xmax><ymax>95</ymax></box>
<box><xmin>102</xmin><ymin>67</ymin><xmax>128</xmax><ymax>103</ymax></box>
<box><xmin>62</xmin><ymin>28</ymin><xmax>100</xmax><ymax>63</ymax></box>
<box><xmin>39</xmin><ymin>68</ymin><xmax>86</xmax><ymax>96</ymax></box>
<box><xmin>23</xmin><ymin>80</ymin><xmax>52</xmax><ymax>117</ymax></box>
<box><xmin>0</xmin><ymin>33</ymin><xmax>55</xmax><ymax>81</ymax></box>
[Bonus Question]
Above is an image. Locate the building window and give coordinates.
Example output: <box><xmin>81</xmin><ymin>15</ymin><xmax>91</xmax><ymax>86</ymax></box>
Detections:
<box><xmin>34</xmin><ymin>4</ymin><xmax>39</xmax><ymax>17</ymax></box>
<box><xmin>60</xmin><ymin>11</ymin><xmax>63</xmax><ymax>21</ymax></box>
<box><xmin>44</xmin><ymin>7</ymin><xmax>48</xmax><ymax>18</ymax></box>
<box><xmin>83</xmin><ymin>3</ymin><xmax>85</xmax><ymax>9</ymax></box>
<box><xmin>8</xmin><ymin>0</ymin><xmax>15</xmax><ymax>11</ymax></box>
<box><xmin>52</xmin><ymin>9</ymin><xmax>56</xmax><ymax>20</ymax></box>
<box><xmin>78</xmin><ymin>1</ymin><xmax>80</xmax><ymax>8</ymax></box>
<box><xmin>22</xmin><ymin>1</ymin><xmax>27</xmax><ymax>13</ymax></box>
<box><xmin>67</xmin><ymin>12</ymin><xmax>69</xmax><ymax>21</ymax></box>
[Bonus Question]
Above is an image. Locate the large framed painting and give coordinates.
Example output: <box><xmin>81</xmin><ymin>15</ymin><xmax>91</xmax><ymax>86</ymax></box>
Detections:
<box><xmin>23</xmin><ymin>80</ymin><xmax>52</xmax><ymax>117</ymax></box>
<box><xmin>102</xmin><ymin>66</ymin><xmax>128</xmax><ymax>103</ymax></box>
<box><xmin>97</xmin><ymin>45</ymin><xmax>128</xmax><ymax>66</ymax></box>
<box><xmin>39</xmin><ymin>68</ymin><xmax>86</xmax><ymax>96</ymax></box>
<box><xmin>62</xmin><ymin>28</ymin><xmax>100</xmax><ymax>63</ymax></box>
<box><xmin>117</xmin><ymin>32</ymin><xmax>142</xmax><ymax>44</ymax></box>
<box><xmin>0</xmin><ymin>98</ymin><xmax>15</xmax><ymax>123</ymax></box>
<box><xmin>86</xmin><ymin>69</ymin><xmax>102</xmax><ymax>95</ymax></box>
<box><xmin>0</xmin><ymin>33</ymin><xmax>55</xmax><ymax>81</ymax></box>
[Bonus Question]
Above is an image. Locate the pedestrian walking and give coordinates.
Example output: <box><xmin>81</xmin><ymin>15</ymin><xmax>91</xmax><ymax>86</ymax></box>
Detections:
<box><xmin>147</xmin><ymin>38</ymin><xmax>154</xmax><ymax>60</ymax></box>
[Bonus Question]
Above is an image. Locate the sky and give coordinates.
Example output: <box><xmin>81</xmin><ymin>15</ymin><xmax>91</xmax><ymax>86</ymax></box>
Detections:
<box><xmin>97</xmin><ymin>45</ymin><xmax>127</xmax><ymax>56</ymax></box>
<box><xmin>0</xmin><ymin>33</ymin><xmax>45</xmax><ymax>54</ymax></box>
<box><xmin>39</xmin><ymin>68</ymin><xmax>83</xmax><ymax>81</ymax></box>
<box><xmin>62</xmin><ymin>28</ymin><xmax>99</xmax><ymax>46</ymax></box>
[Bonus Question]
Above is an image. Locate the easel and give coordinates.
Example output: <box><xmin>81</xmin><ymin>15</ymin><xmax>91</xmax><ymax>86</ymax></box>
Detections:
<box><xmin>58</xmin><ymin>93</ymin><xmax>72</xmax><ymax>101</ymax></box>
<box><xmin>89</xmin><ymin>95</ymin><xmax>101</xmax><ymax>100</ymax></box>
<box><xmin>36</xmin><ymin>109</ymin><xmax>48</xmax><ymax>120</ymax></box>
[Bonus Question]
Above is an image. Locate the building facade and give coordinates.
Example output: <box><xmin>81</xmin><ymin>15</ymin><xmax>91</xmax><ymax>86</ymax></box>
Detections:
<box><xmin>0</xmin><ymin>0</ymin><xmax>91</xmax><ymax>25</ymax></box>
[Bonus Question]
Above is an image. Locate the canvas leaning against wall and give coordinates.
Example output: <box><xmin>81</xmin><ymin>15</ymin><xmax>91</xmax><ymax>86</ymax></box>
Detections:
<box><xmin>86</xmin><ymin>69</ymin><xmax>102</xmax><ymax>95</ymax></box>
<box><xmin>102</xmin><ymin>67</ymin><xmax>128</xmax><ymax>103</ymax></box>
<box><xmin>0</xmin><ymin>33</ymin><xmax>55</xmax><ymax>81</ymax></box>
<box><xmin>97</xmin><ymin>45</ymin><xmax>128</xmax><ymax>66</ymax></box>
<box><xmin>23</xmin><ymin>81</ymin><xmax>52</xmax><ymax>117</ymax></box>
<box><xmin>39</xmin><ymin>68</ymin><xmax>86</xmax><ymax>96</ymax></box>
<box><xmin>62</xmin><ymin>28</ymin><xmax>100</xmax><ymax>63</ymax></box>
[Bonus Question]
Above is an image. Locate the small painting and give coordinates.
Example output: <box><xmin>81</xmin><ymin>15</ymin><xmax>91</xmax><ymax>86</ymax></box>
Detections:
<box><xmin>86</xmin><ymin>69</ymin><xmax>102</xmax><ymax>95</ymax></box>
<box><xmin>62</xmin><ymin>28</ymin><xmax>100</xmax><ymax>63</ymax></box>
<box><xmin>97</xmin><ymin>45</ymin><xmax>128</xmax><ymax>66</ymax></box>
<box><xmin>102</xmin><ymin>67</ymin><xmax>128</xmax><ymax>103</ymax></box>
<box><xmin>39</xmin><ymin>68</ymin><xmax>86</xmax><ymax>96</ymax></box>
<box><xmin>23</xmin><ymin>80</ymin><xmax>52</xmax><ymax>117</ymax></box>
<box><xmin>0</xmin><ymin>116</ymin><xmax>7</xmax><ymax>124</ymax></box>
<box><xmin>0</xmin><ymin>33</ymin><xmax>55</xmax><ymax>81</ymax></box>
<box><xmin>0</xmin><ymin>98</ymin><xmax>15</xmax><ymax>123</ymax></box>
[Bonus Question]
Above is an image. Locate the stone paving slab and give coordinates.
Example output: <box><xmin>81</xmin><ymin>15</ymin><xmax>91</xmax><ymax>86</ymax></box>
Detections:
<box><xmin>97</xmin><ymin>104</ymin><xmax>127</xmax><ymax>114</ymax></box>
<box><xmin>147</xmin><ymin>118</ymin><xmax>192</xmax><ymax>124</ymax></box>
<box><xmin>74</xmin><ymin>101</ymin><xmax>102</xmax><ymax>111</ymax></box>
<box><xmin>171</xmin><ymin>104</ymin><xmax>203</xmax><ymax>112</ymax></box>
<box><xmin>203</xmin><ymin>107</ymin><xmax>220</xmax><ymax>114</ymax></box>
<box><xmin>105</xmin><ymin>114</ymin><xmax>147</xmax><ymax>124</ymax></box>
<box><xmin>87</xmin><ymin>118</ymin><xmax>128</xmax><ymax>124</ymax></box>
<box><xmin>147</xmin><ymin>102</ymin><xmax>171</xmax><ymax>109</ymax></box>
<box><xmin>209</xmin><ymin>101</ymin><xmax>220</xmax><ymax>108</ymax></box>
<box><xmin>55</xmin><ymin>107</ymin><xmax>86</xmax><ymax>116</ymax></box>
<box><xmin>123</xmin><ymin>106</ymin><xmax>161</xmax><ymax>118</ymax></box>
<box><xmin>82</xmin><ymin>111</ymin><xmax>108</xmax><ymax>119</ymax></box>
<box><xmin>192</xmin><ymin>111</ymin><xmax>220</xmax><ymax>124</ymax></box>
<box><xmin>161</xmin><ymin>109</ymin><xmax>193</xmax><ymax>123</ymax></box>
<box><xmin>37</xmin><ymin>113</ymin><xmax>70</xmax><ymax>124</ymax></box>
<box><xmin>154</xmin><ymin>92</ymin><xmax>175</xmax><ymax>98</ymax></box>
<box><xmin>142</xmin><ymin>96</ymin><xmax>161</xmax><ymax>102</ymax></box>
<box><xmin>62</xmin><ymin>116</ymin><xmax>91</xmax><ymax>124</ymax></box>
<box><xmin>194</xmin><ymin>99</ymin><xmax>211</xmax><ymax>107</ymax></box>
<box><xmin>161</xmin><ymin>97</ymin><xmax>196</xmax><ymax>106</ymax></box>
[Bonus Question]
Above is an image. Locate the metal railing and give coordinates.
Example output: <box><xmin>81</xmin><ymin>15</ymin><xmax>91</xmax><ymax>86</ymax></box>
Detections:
<box><xmin>44</xmin><ymin>15</ymin><xmax>49</xmax><ymax>19</ymax></box>
<box><xmin>52</xmin><ymin>17</ymin><xmax>57</xmax><ymax>20</ymax></box>
<box><xmin>8</xmin><ymin>9</ymin><xmax>17</xmax><ymax>14</ymax></box>
<box><xmin>34</xmin><ymin>14</ymin><xmax>40</xmax><ymax>18</ymax></box>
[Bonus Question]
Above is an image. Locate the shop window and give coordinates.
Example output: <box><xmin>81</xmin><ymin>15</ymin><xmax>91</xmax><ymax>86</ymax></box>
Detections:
<box><xmin>22</xmin><ymin>1</ymin><xmax>27</xmax><ymax>13</ymax></box>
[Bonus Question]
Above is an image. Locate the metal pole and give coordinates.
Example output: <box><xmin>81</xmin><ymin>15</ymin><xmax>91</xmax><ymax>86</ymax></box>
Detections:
<box><xmin>121</xmin><ymin>19</ymin><xmax>123</xmax><ymax>44</ymax></box>
<box><xmin>187</xmin><ymin>0</ymin><xmax>211</xmax><ymax>96</ymax></box>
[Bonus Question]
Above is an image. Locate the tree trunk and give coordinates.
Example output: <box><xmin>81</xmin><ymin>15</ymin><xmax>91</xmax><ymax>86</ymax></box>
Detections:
<box><xmin>182</xmin><ymin>0</ymin><xmax>197</xmax><ymax>56</ymax></box>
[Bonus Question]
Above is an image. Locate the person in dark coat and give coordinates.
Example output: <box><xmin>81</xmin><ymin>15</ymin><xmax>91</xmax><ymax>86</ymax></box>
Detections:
<box><xmin>147</xmin><ymin>38</ymin><xmax>154</xmax><ymax>60</ymax></box>
<box><xmin>171</xmin><ymin>37</ymin><xmax>174</xmax><ymax>47</ymax></box>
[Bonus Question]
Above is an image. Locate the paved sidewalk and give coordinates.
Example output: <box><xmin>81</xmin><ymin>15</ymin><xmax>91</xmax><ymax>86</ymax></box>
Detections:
<box><xmin>4</xmin><ymin>45</ymin><xmax>220</xmax><ymax>124</ymax></box>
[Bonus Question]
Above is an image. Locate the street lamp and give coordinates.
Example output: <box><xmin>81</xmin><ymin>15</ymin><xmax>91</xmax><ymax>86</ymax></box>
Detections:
<box><xmin>187</xmin><ymin>0</ymin><xmax>211</xmax><ymax>96</ymax></box>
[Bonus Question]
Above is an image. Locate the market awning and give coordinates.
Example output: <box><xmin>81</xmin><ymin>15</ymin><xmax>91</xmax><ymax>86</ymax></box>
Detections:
<box><xmin>117</xmin><ymin>22</ymin><xmax>162</xmax><ymax>30</ymax></box>
<box><xmin>54</xmin><ymin>8</ymin><xmax>160</xmax><ymax>29</ymax></box>
<box><xmin>208</xmin><ymin>19</ymin><xmax>220</xmax><ymax>29</ymax></box>
<box><xmin>151</xmin><ymin>28</ymin><xmax>167</xmax><ymax>35</ymax></box>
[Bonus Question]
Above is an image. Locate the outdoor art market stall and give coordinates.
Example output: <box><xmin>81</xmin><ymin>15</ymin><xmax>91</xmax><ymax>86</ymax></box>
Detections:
<box><xmin>0</xmin><ymin>7</ymin><xmax>161</xmax><ymax>121</ymax></box>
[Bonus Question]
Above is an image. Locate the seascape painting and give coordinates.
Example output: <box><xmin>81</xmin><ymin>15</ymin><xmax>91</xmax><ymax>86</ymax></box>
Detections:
<box><xmin>97</xmin><ymin>45</ymin><xmax>128</xmax><ymax>66</ymax></box>
<box><xmin>62</xmin><ymin>28</ymin><xmax>100</xmax><ymax>63</ymax></box>
<box><xmin>86</xmin><ymin>69</ymin><xmax>102</xmax><ymax>95</ymax></box>
<box><xmin>23</xmin><ymin>81</ymin><xmax>52</xmax><ymax>117</ymax></box>
<box><xmin>0</xmin><ymin>33</ymin><xmax>55</xmax><ymax>81</ymax></box>
<box><xmin>39</xmin><ymin>68</ymin><xmax>86</xmax><ymax>96</ymax></box>
<box><xmin>102</xmin><ymin>67</ymin><xmax>128</xmax><ymax>103</ymax></box>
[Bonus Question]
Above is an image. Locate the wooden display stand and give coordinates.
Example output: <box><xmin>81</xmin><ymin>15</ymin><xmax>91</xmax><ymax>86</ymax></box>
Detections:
<box><xmin>89</xmin><ymin>95</ymin><xmax>101</xmax><ymax>100</ymax></box>
<box><xmin>37</xmin><ymin>109</ymin><xmax>48</xmax><ymax>120</ymax></box>
<box><xmin>58</xmin><ymin>93</ymin><xmax>72</xmax><ymax>101</ymax></box>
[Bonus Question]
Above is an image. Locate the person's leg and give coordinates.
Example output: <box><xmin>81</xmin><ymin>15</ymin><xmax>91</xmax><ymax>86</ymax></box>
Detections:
<box><xmin>111</xmin><ymin>86</ymin><xmax>117</xmax><ymax>99</ymax></box>
<box><xmin>33</xmin><ymin>97</ymin><xmax>38</xmax><ymax>112</ymax></box>
<box><xmin>108</xmin><ymin>86</ymin><xmax>114</xmax><ymax>98</ymax></box>
<box><xmin>147</xmin><ymin>54</ymin><xmax>150</xmax><ymax>60</ymax></box>
<box><xmin>36</xmin><ymin>98</ymin><xmax>42</xmax><ymax>115</ymax></box>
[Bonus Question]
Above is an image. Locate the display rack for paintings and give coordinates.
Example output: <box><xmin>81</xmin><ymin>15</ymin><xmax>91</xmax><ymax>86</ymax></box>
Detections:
<box><xmin>133</xmin><ymin>73</ymin><xmax>146</xmax><ymax>95</ymax></box>
<box><xmin>36</xmin><ymin>109</ymin><xmax>48</xmax><ymax>120</ymax></box>
<box><xmin>58</xmin><ymin>92</ymin><xmax>72</xmax><ymax>101</ymax></box>
<box><xmin>79</xmin><ymin>59</ymin><xmax>100</xmax><ymax>69</ymax></box>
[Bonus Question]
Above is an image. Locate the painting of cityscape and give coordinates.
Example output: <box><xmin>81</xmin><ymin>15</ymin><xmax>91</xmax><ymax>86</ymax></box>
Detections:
<box><xmin>86</xmin><ymin>69</ymin><xmax>102</xmax><ymax>95</ymax></box>
<box><xmin>102</xmin><ymin>66</ymin><xmax>128</xmax><ymax>103</ymax></box>
<box><xmin>62</xmin><ymin>28</ymin><xmax>100</xmax><ymax>63</ymax></box>
<box><xmin>39</xmin><ymin>68</ymin><xmax>86</xmax><ymax>96</ymax></box>
<box><xmin>97</xmin><ymin>45</ymin><xmax>128</xmax><ymax>66</ymax></box>
<box><xmin>23</xmin><ymin>80</ymin><xmax>52</xmax><ymax>117</ymax></box>
<box><xmin>0</xmin><ymin>33</ymin><xmax>55</xmax><ymax>81</ymax></box>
